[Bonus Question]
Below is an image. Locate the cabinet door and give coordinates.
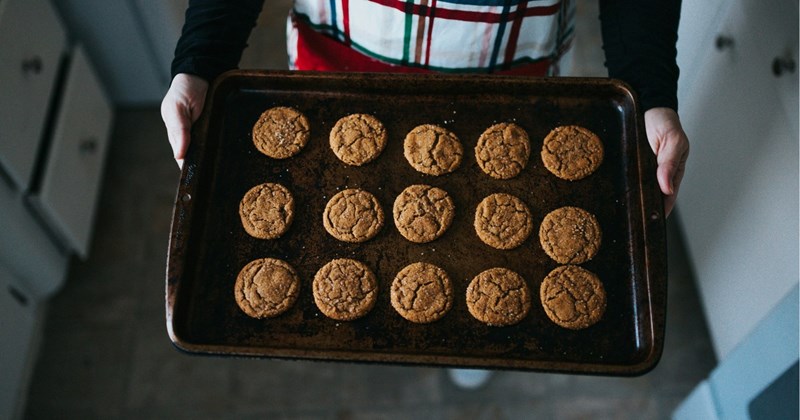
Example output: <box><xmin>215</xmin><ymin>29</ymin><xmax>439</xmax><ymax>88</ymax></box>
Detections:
<box><xmin>31</xmin><ymin>46</ymin><xmax>113</xmax><ymax>259</ymax></box>
<box><xmin>0</xmin><ymin>0</ymin><xmax>66</xmax><ymax>190</ymax></box>
<box><xmin>676</xmin><ymin>0</ymin><xmax>799</xmax><ymax>359</ymax></box>
<box><xmin>0</xmin><ymin>263</ymin><xmax>39</xmax><ymax>420</ymax></box>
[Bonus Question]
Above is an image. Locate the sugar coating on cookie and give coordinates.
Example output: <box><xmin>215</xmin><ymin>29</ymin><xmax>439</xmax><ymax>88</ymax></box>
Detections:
<box><xmin>541</xmin><ymin>125</ymin><xmax>603</xmax><ymax>180</ymax></box>
<box><xmin>323</xmin><ymin>189</ymin><xmax>384</xmax><ymax>243</ymax></box>
<box><xmin>329</xmin><ymin>113</ymin><xmax>387</xmax><ymax>166</ymax></box>
<box><xmin>540</xmin><ymin>265</ymin><xmax>606</xmax><ymax>330</ymax></box>
<box><xmin>539</xmin><ymin>206</ymin><xmax>602</xmax><ymax>264</ymax></box>
<box><xmin>239</xmin><ymin>183</ymin><xmax>294</xmax><ymax>239</ymax></box>
<box><xmin>474</xmin><ymin>193</ymin><xmax>532</xmax><ymax>250</ymax></box>
<box><xmin>313</xmin><ymin>258</ymin><xmax>378</xmax><ymax>321</ymax></box>
<box><xmin>391</xmin><ymin>262</ymin><xmax>453</xmax><ymax>323</ymax></box>
<box><xmin>252</xmin><ymin>106</ymin><xmax>310</xmax><ymax>159</ymax></box>
<box><xmin>403</xmin><ymin>124</ymin><xmax>463</xmax><ymax>176</ymax></box>
<box><xmin>466</xmin><ymin>267</ymin><xmax>531</xmax><ymax>326</ymax></box>
<box><xmin>393</xmin><ymin>184</ymin><xmax>455</xmax><ymax>243</ymax></box>
<box><xmin>475</xmin><ymin>122</ymin><xmax>531</xmax><ymax>179</ymax></box>
<box><xmin>234</xmin><ymin>258</ymin><xmax>300</xmax><ymax>319</ymax></box>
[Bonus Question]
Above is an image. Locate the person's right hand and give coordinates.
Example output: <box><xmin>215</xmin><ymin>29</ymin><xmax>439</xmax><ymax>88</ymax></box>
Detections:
<box><xmin>161</xmin><ymin>73</ymin><xmax>209</xmax><ymax>169</ymax></box>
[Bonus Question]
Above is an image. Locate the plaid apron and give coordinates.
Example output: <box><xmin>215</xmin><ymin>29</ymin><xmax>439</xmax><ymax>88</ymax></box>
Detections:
<box><xmin>287</xmin><ymin>0</ymin><xmax>575</xmax><ymax>76</ymax></box>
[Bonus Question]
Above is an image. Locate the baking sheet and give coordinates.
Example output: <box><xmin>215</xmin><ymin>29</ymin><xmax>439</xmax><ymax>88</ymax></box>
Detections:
<box><xmin>166</xmin><ymin>71</ymin><xmax>666</xmax><ymax>375</ymax></box>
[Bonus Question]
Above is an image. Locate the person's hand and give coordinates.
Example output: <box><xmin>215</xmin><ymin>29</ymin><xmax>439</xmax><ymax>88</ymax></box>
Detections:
<box><xmin>161</xmin><ymin>73</ymin><xmax>209</xmax><ymax>169</ymax></box>
<box><xmin>644</xmin><ymin>107</ymin><xmax>690</xmax><ymax>217</ymax></box>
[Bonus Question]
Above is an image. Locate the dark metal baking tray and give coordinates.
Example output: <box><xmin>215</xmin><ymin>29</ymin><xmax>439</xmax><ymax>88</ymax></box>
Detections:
<box><xmin>166</xmin><ymin>70</ymin><xmax>666</xmax><ymax>375</ymax></box>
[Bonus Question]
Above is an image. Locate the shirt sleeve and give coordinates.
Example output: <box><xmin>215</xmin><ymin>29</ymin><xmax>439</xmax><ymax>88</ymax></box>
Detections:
<box><xmin>171</xmin><ymin>0</ymin><xmax>265</xmax><ymax>82</ymax></box>
<box><xmin>599</xmin><ymin>0</ymin><xmax>682</xmax><ymax>112</ymax></box>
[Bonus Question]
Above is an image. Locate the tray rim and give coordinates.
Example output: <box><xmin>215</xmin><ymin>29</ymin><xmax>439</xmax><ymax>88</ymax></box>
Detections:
<box><xmin>165</xmin><ymin>70</ymin><xmax>667</xmax><ymax>376</ymax></box>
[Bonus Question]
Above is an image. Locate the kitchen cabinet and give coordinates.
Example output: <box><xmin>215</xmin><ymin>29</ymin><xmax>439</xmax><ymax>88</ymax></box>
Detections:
<box><xmin>673</xmin><ymin>0</ymin><xmax>798</xmax><ymax>417</ymax></box>
<box><xmin>0</xmin><ymin>264</ymin><xmax>41</xmax><ymax>420</ymax></box>
<box><xmin>0</xmin><ymin>0</ymin><xmax>67</xmax><ymax>190</ymax></box>
<box><xmin>0</xmin><ymin>0</ymin><xmax>111</xmax><ymax>300</ymax></box>
<box><xmin>675</xmin><ymin>0</ymin><xmax>798</xmax><ymax>361</ymax></box>
<box><xmin>29</xmin><ymin>46</ymin><xmax>113</xmax><ymax>259</ymax></box>
<box><xmin>0</xmin><ymin>0</ymin><xmax>113</xmax><ymax>418</ymax></box>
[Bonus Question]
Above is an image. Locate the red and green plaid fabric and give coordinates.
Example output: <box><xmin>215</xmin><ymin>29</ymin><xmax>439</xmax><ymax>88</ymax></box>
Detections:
<box><xmin>287</xmin><ymin>0</ymin><xmax>574</xmax><ymax>74</ymax></box>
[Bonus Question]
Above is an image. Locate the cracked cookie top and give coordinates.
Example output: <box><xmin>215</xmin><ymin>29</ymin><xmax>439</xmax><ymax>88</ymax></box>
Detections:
<box><xmin>234</xmin><ymin>258</ymin><xmax>300</xmax><ymax>319</ymax></box>
<box><xmin>393</xmin><ymin>184</ymin><xmax>455</xmax><ymax>243</ymax></box>
<box><xmin>475</xmin><ymin>122</ymin><xmax>531</xmax><ymax>179</ymax></box>
<box><xmin>474</xmin><ymin>193</ymin><xmax>532</xmax><ymax>250</ymax></box>
<box><xmin>391</xmin><ymin>262</ymin><xmax>453</xmax><ymax>324</ymax></box>
<box><xmin>239</xmin><ymin>183</ymin><xmax>294</xmax><ymax>239</ymax></box>
<box><xmin>313</xmin><ymin>258</ymin><xmax>378</xmax><ymax>321</ymax></box>
<box><xmin>466</xmin><ymin>267</ymin><xmax>531</xmax><ymax>326</ymax></box>
<box><xmin>403</xmin><ymin>124</ymin><xmax>463</xmax><ymax>176</ymax></box>
<box><xmin>329</xmin><ymin>113</ymin><xmax>387</xmax><ymax>166</ymax></box>
<box><xmin>540</xmin><ymin>265</ymin><xmax>606</xmax><ymax>330</ymax></box>
<box><xmin>539</xmin><ymin>206</ymin><xmax>601</xmax><ymax>264</ymax></box>
<box><xmin>323</xmin><ymin>188</ymin><xmax>385</xmax><ymax>243</ymax></box>
<box><xmin>252</xmin><ymin>106</ymin><xmax>310</xmax><ymax>159</ymax></box>
<box><xmin>541</xmin><ymin>125</ymin><xmax>603</xmax><ymax>181</ymax></box>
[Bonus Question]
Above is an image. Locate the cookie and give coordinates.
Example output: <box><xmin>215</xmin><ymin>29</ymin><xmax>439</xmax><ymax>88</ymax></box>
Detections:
<box><xmin>475</xmin><ymin>122</ymin><xmax>531</xmax><ymax>179</ymax></box>
<box><xmin>391</xmin><ymin>262</ymin><xmax>453</xmax><ymax>323</ymax></box>
<box><xmin>474</xmin><ymin>193</ymin><xmax>532</xmax><ymax>250</ymax></box>
<box><xmin>239</xmin><ymin>183</ymin><xmax>294</xmax><ymax>239</ymax></box>
<box><xmin>252</xmin><ymin>106</ymin><xmax>310</xmax><ymax>159</ymax></box>
<box><xmin>403</xmin><ymin>124</ymin><xmax>463</xmax><ymax>176</ymax></box>
<box><xmin>539</xmin><ymin>206</ymin><xmax>602</xmax><ymax>264</ymax></box>
<box><xmin>313</xmin><ymin>258</ymin><xmax>378</xmax><ymax>321</ymax></box>
<box><xmin>234</xmin><ymin>258</ymin><xmax>300</xmax><ymax>319</ymax></box>
<box><xmin>323</xmin><ymin>189</ymin><xmax>384</xmax><ymax>243</ymax></box>
<box><xmin>541</xmin><ymin>125</ymin><xmax>604</xmax><ymax>180</ymax></box>
<box><xmin>466</xmin><ymin>267</ymin><xmax>531</xmax><ymax>326</ymax></box>
<box><xmin>393</xmin><ymin>184</ymin><xmax>455</xmax><ymax>243</ymax></box>
<box><xmin>329</xmin><ymin>113</ymin><xmax>387</xmax><ymax>166</ymax></box>
<box><xmin>540</xmin><ymin>265</ymin><xmax>606</xmax><ymax>330</ymax></box>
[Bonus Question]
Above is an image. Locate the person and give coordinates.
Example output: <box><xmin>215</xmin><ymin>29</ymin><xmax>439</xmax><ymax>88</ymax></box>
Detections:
<box><xmin>161</xmin><ymin>0</ymin><xmax>689</xmax><ymax>389</ymax></box>
<box><xmin>162</xmin><ymin>0</ymin><xmax>689</xmax><ymax>216</ymax></box>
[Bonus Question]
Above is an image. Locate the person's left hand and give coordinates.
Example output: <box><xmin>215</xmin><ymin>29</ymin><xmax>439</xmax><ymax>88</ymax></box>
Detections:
<box><xmin>644</xmin><ymin>107</ymin><xmax>690</xmax><ymax>217</ymax></box>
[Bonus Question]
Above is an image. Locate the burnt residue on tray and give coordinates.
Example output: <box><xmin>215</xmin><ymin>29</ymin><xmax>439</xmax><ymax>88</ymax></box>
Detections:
<box><xmin>166</xmin><ymin>71</ymin><xmax>666</xmax><ymax>375</ymax></box>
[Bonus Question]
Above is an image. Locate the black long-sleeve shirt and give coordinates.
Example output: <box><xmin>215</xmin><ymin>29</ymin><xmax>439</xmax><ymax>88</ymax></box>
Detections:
<box><xmin>171</xmin><ymin>0</ymin><xmax>680</xmax><ymax>111</ymax></box>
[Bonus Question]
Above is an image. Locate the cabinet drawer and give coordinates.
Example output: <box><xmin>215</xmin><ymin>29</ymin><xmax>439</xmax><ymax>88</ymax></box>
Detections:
<box><xmin>0</xmin><ymin>262</ymin><xmax>39</xmax><ymax>420</ymax></box>
<box><xmin>31</xmin><ymin>46</ymin><xmax>113</xmax><ymax>258</ymax></box>
<box><xmin>0</xmin><ymin>0</ymin><xmax>67</xmax><ymax>190</ymax></box>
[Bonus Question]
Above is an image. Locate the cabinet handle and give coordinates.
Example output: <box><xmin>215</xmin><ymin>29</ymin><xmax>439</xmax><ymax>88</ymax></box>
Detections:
<box><xmin>80</xmin><ymin>137</ymin><xmax>98</xmax><ymax>155</ymax></box>
<box><xmin>772</xmin><ymin>56</ymin><xmax>796</xmax><ymax>77</ymax></box>
<box><xmin>8</xmin><ymin>285</ymin><xmax>29</xmax><ymax>307</ymax></box>
<box><xmin>21</xmin><ymin>56</ymin><xmax>43</xmax><ymax>75</ymax></box>
<box><xmin>715</xmin><ymin>35</ymin><xmax>734</xmax><ymax>51</ymax></box>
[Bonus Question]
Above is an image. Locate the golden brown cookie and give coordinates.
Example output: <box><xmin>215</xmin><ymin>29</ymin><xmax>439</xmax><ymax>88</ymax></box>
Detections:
<box><xmin>540</xmin><ymin>265</ymin><xmax>606</xmax><ymax>330</ymax></box>
<box><xmin>475</xmin><ymin>122</ymin><xmax>531</xmax><ymax>179</ymax></box>
<box><xmin>474</xmin><ymin>193</ymin><xmax>532</xmax><ymax>250</ymax></box>
<box><xmin>239</xmin><ymin>183</ymin><xmax>294</xmax><ymax>239</ymax></box>
<box><xmin>234</xmin><ymin>258</ymin><xmax>300</xmax><ymax>319</ymax></box>
<box><xmin>329</xmin><ymin>113</ymin><xmax>387</xmax><ymax>166</ymax></box>
<box><xmin>313</xmin><ymin>258</ymin><xmax>378</xmax><ymax>321</ymax></box>
<box><xmin>393</xmin><ymin>184</ymin><xmax>455</xmax><ymax>243</ymax></box>
<box><xmin>541</xmin><ymin>125</ymin><xmax>604</xmax><ymax>180</ymax></box>
<box><xmin>403</xmin><ymin>124</ymin><xmax>463</xmax><ymax>176</ymax></box>
<box><xmin>390</xmin><ymin>262</ymin><xmax>453</xmax><ymax>324</ymax></box>
<box><xmin>323</xmin><ymin>188</ymin><xmax>384</xmax><ymax>243</ymax></box>
<box><xmin>466</xmin><ymin>267</ymin><xmax>531</xmax><ymax>326</ymax></box>
<box><xmin>539</xmin><ymin>206</ymin><xmax>602</xmax><ymax>264</ymax></box>
<box><xmin>252</xmin><ymin>106</ymin><xmax>310</xmax><ymax>159</ymax></box>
